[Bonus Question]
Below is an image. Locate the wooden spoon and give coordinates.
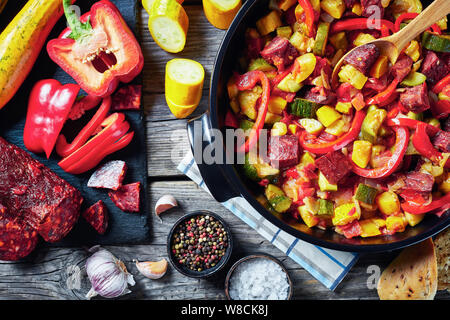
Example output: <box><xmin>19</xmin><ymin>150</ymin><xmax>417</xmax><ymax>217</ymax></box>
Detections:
<box><xmin>331</xmin><ymin>0</ymin><xmax>450</xmax><ymax>89</ymax></box>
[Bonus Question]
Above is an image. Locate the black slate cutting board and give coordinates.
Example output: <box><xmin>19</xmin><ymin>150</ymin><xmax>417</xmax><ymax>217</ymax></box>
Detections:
<box><xmin>0</xmin><ymin>0</ymin><xmax>151</xmax><ymax>246</ymax></box>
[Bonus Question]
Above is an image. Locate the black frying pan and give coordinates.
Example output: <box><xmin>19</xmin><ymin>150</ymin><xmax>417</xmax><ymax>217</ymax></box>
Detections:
<box><xmin>188</xmin><ymin>0</ymin><xmax>449</xmax><ymax>252</ymax></box>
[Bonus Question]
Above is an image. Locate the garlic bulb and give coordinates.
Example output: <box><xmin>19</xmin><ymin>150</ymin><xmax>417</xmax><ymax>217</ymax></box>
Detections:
<box><xmin>85</xmin><ymin>248</ymin><xmax>135</xmax><ymax>299</ymax></box>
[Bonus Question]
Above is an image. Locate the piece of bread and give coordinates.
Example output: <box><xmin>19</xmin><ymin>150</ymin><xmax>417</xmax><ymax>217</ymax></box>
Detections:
<box><xmin>434</xmin><ymin>228</ymin><xmax>449</xmax><ymax>291</ymax></box>
<box><xmin>377</xmin><ymin>238</ymin><xmax>437</xmax><ymax>300</ymax></box>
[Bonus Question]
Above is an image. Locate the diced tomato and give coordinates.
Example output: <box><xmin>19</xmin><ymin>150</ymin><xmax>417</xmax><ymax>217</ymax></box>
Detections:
<box><xmin>285</xmin><ymin>167</ymin><xmax>300</xmax><ymax>179</ymax></box>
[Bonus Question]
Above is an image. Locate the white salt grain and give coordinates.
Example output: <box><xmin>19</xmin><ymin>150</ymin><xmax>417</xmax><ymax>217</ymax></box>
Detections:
<box><xmin>228</xmin><ymin>258</ymin><xmax>290</xmax><ymax>300</ymax></box>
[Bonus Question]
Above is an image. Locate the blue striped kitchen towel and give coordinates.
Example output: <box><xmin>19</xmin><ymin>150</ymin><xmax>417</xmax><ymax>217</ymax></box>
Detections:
<box><xmin>177</xmin><ymin>151</ymin><xmax>359</xmax><ymax>290</ymax></box>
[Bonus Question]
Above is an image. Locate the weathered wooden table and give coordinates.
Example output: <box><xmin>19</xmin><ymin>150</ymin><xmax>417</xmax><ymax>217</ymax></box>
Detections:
<box><xmin>0</xmin><ymin>1</ymin><xmax>448</xmax><ymax>300</ymax></box>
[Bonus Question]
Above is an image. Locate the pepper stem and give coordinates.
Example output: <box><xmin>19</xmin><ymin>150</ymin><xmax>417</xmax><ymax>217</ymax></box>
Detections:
<box><xmin>63</xmin><ymin>0</ymin><xmax>93</xmax><ymax>41</ymax></box>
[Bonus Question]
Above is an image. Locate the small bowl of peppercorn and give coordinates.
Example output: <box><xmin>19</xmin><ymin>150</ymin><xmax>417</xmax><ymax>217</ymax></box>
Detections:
<box><xmin>167</xmin><ymin>211</ymin><xmax>233</xmax><ymax>278</ymax></box>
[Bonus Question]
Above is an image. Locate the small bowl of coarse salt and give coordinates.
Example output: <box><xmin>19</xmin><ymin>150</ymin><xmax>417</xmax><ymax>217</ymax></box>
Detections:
<box><xmin>224</xmin><ymin>254</ymin><xmax>293</xmax><ymax>300</ymax></box>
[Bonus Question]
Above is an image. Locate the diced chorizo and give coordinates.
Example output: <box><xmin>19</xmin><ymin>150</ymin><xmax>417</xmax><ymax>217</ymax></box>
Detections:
<box><xmin>390</xmin><ymin>55</ymin><xmax>413</xmax><ymax>82</ymax></box>
<box><xmin>403</xmin><ymin>172</ymin><xmax>434</xmax><ymax>193</ymax></box>
<box><xmin>82</xmin><ymin>201</ymin><xmax>109</xmax><ymax>235</ymax></box>
<box><xmin>315</xmin><ymin>151</ymin><xmax>352</xmax><ymax>184</ymax></box>
<box><xmin>109</xmin><ymin>182</ymin><xmax>141</xmax><ymax>213</ymax></box>
<box><xmin>261</xmin><ymin>36</ymin><xmax>299</xmax><ymax>72</ymax></box>
<box><xmin>87</xmin><ymin>160</ymin><xmax>127</xmax><ymax>191</ymax></box>
<box><xmin>432</xmin><ymin>130</ymin><xmax>450</xmax><ymax>152</ymax></box>
<box><xmin>304</xmin><ymin>86</ymin><xmax>337</xmax><ymax>105</ymax></box>
<box><xmin>269</xmin><ymin>135</ymin><xmax>299</xmax><ymax>169</ymax></box>
<box><xmin>361</xmin><ymin>0</ymin><xmax>384</xmax><ymax>17</ymax></box>
<box><xmin>0</xmin><ymin>216</ymin><xmax>39</xmax><ymax>261</ymax></box>
<box><xmin>111</xmin><ymin>85</ymin><xmax>142</xmax><ymax>111</ymax></box>
<box><xmin>343</xmin><ymin>43</ymin><xmax>379</xmax><ymax>75</ymax></box>
<box><xmin>399</xmin><ymin>83</ymin><xmax>431</xmax><ymax>113</ymax></box>
<box><xmin>421</xmin><ymin>51</ymin><xmax>449</xmax><ymax>85</ymax></box>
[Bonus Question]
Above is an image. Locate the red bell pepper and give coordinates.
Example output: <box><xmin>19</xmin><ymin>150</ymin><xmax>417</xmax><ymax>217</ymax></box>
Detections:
<box><xmin>297</xmin><ymin>0</ymin><xmax>315</xmax><ymax>37</ymax></box>
<box><xmin>394</xmin><ymin>12</ymin><xmax>441</xmax><ymax>34</ymax></box>
<box><xmin>401</xmin><ymin>192</ymin><xmax>450</xmax><ymax>214</ymax></box>
<box><xmin>351</xmin><ymin>125</ymin><xmax>409</xmax><ymax>178</ymax></box>
<box><xmin>366</xmin><ymin>79</ymin><xmax>399</xmax><ymax>106</ymax></box>
<box><xmin>56</xmin><ymin>96</ymin><xmax>112</xmax><ymax>158</ymax></box>
<box><xmin>58</xmin><ymin>113</ymin><xmax>133</xmax><ymax>174</ymax></box>
<box><xmin>386</xmin><ymin>117</ymin><xmax>440</xmax><ymax>136</ymax></box>
<box><xmin>431</xmin><ymin>99</ymin><xmax>450</xmax><ymax>119</ymax></box>
<box><xmin>432</xmin><ymin>74</ymin><xmax>450</xmax><ymax>94</ymax></box>
<box><xmin>236</xmin><ymin>71</ymin><xmax>270</xmax><ymax>153</ymax></box>
<box><xmin>23</xmin><ymin>79</ymin><xmax>80</xmax><ymax>158</ymax></box>
<box><xmin>224</xmin><ymin>110</ymin><xmax>239</xmax><ymax>128</ymax></box>
<box><xmin>412</xmin><ymin>122</ymin><xmax>449</xmax><ymax>167</ymax></box>
<box><xmin>47</xmin><ymin>0</ymin><xmax>144</xmax><ymax>97</ymax></box>
<box><xmin>68</xmin><ymin>95</ymin><xmax>102</xmax><ymax>120</ymax></box>
<box><xmin>299</xmin><ymin>110</ymin><xmax>366</xmax><ymax>154</ymax></box>
<box><xmin>330</xmin><ymin>18</ymin><xmax>395</xmax><ymax>35</ymax></box>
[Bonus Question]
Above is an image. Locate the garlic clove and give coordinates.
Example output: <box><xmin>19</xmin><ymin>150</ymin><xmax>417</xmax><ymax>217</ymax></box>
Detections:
<box><xmin>135</xmin><ymin>258</ymin><xmax>168</xmax><ymax>279</ymax></box>
<box><xmin>155</xmin><ymin>195</ymin><xmax>178</xmax><ymax>220</ymax></box>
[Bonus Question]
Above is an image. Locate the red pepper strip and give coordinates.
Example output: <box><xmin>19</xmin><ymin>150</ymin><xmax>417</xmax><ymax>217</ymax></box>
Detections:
<box><xmin>394</xmin><ymin>13</ymin><xmax>441</xmax><ymax>34</ymax></box>
<box><xmin>56</xmin><ymin>96</ymin><xmax>112</xmax><ymax>158</ymax></box>
<box><xmin>351</xmin><ymin>125</ymin><xmax>409</xmax><ymax>178</ymax></box>
<box><xmin>412</xmin><ymin>122</ymin><xmax>449</xmax><ymax>167</ymax></box>
<box><xmin>401</xmin><ymin>193</ymin><xmax>450</xmax><ymax>214</ymax></box>
<box><xmin>297</xmin><ymin>0</ymin><xmax>315</xmax><ymax>37</ymax></box>
<box><xmin>380</xmin><ymin>24</ymin><xmax>390</xmax><ymax>38</ymax></box>
<box><xmin>432</xmin><ymin>74</ymin><xmax>450</xmax><ymax>94</ymax></box>
<box><xmin>386</xmin><ymin>117</ymin><xmax>440</xmax><ymax>136</ymax></box>
<box><xmin>330</xmin><ymin>18</ymin><xmax>395</xmax><ymax>34</ymax></box>
<box><xmin>58</xmin><ymin>113</ymin><xmax>130</xmax><ymax>174</ymax></box>
<box><xmin>432</xmin><ymin>99</ymin><xmax>450</xmax><ymax>119</ymax></box>
<box><xmin>299</xmin><ymin>110</ymin><xmax>366</xmax><ymax>154</ymax></box>
<box><xmin>367</xmin><ymin>79</ymin><xmax>399</xmax><ymax>106</ymax></box>
<box><xmin>66</xmin><ymin>132</ymin><xmax>134</xmax><ymax>174</ymax></box>
<box><xmin>236</xmin><ymin>71</ymin><xmax>270</xmax><ymax>153</ymax></box>
<box><xmin>23</xmin><ymin>79</ymin><xmax>80</xmax><ymax>158</ymax></box>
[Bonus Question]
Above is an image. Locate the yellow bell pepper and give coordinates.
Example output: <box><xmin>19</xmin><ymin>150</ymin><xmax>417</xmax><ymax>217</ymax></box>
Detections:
<box><xmin>376</xmin><ymin>191</ymin><xmax>401</xmax><ymax>215</ymax></box>
<box><xmin>316</xmin><ymin>106</ymin><xmax>342</xmax><ymax>127</ymax></box>
<box><xmin>352</xmin><ymin>140</ymin><xmax>372</xmax><ymax>168</ymax></box>
<box><xmin>321</xmin><ymin>0</ymin><xmax>345</xmax><ymax>19</ymax></box>
<box><xmin>299</xmin><ymin>205</ymin><xmax>320</xmax><ymax>228</ymax></box>
<box><xmin>332</xmin><ymin>203</ymin><xmax>360</xmax><ymax>226</ymax></box>
<box><xmin>359</xmin><ymin>219</ymin><xmax>382</xmax><ymax>237</ymax></box>
<box><xmin>338</xmin><ymin>64</ymin><xmax>368</xmax><ymax>90</ymax></box>
<box><xmin>256</xmin><ymin>11</ymin><xmax>282</xmax><ymax>36</ymax></box>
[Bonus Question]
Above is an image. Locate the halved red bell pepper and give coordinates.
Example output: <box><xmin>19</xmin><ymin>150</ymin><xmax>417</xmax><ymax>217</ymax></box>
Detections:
<box><xmin>330</xmin><ymin>18</ymin><xmax>395</xmax><ymax>35</ymax></box>
<box><xmin>412</xmin><ymin>122</ymin><xmax>449</xmax><ymax>168</ymax></box>
<box><xmin>23</xmin><ymin>79</ymin><xmax>80</xmax><ymax>158</ymax></box>
<box><xmin>297</xmin><ymin>0</ymin><xmax>315</xmax><ymax>37</ymax></box>
<box><xmin>401</xmin><ymin>192</ymin><xmax>450</xmax><ymax>214</ymax></box>
<box><xmin>366</xmin><ymin>79</ymin><xmax>399</xmax><ymax>106</ymax></box>
<box><xmin>236</xmin><ymin>70</ymin><xmax>270</xmax><ymax>153</ymax></box>
<box><xmin>46</xmin><ymin>0</ymin><xmax>144</xmax><ymax>97</ymax></box>
<box><xmin>351</xmin><ymin>125</ymin><xmax>409</xmax><ymax>178</ymax></box>
<box><xmin>299</xmin><ymin>110</ymin><xmax>366</xmax><ymax>154</ymax></box>
<box><xmin>56</xmin><ymin>96</ymin><xmax>112</xmax><ymax>158</ymax></box>
<box><xmin>58</xmin><ymin>113</ymin><xmax>133</xmax><ymax>174</ymax></box>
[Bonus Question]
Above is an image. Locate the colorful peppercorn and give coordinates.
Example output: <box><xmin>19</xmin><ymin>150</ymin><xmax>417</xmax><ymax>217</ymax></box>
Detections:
<box><xmin>171</xmin><ymin>215</ymin><xmax>229</xmax><ymax>272</ymax></box>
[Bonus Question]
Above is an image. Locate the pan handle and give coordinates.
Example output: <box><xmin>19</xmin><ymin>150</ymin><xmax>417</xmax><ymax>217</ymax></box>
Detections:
<box><xmin>187</xmin><ymin>113</ymin><xmax>240</xmax><ymax>203</ymax></box>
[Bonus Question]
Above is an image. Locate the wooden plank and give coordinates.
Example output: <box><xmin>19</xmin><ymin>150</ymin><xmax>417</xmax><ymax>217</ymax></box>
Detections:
<box><xmin>147</xmin><ymin>119</ymin><xmax>190</xmax><ymax>177</ymax></box>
